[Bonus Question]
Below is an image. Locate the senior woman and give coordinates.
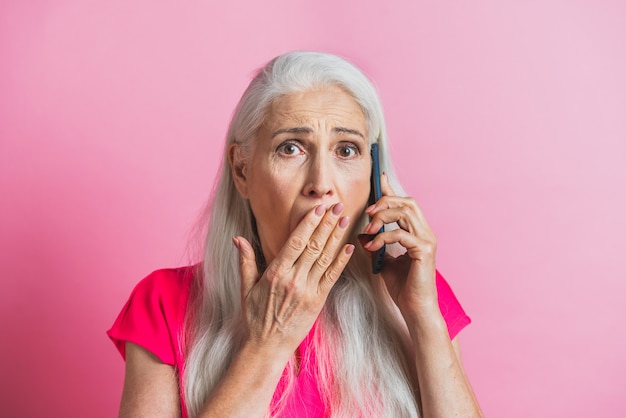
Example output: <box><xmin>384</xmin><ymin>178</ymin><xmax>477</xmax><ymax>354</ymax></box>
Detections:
<box><xmin>108</xmin><ymin>51</ymin><xmax>483</xmax><ymax>417</ymax></box>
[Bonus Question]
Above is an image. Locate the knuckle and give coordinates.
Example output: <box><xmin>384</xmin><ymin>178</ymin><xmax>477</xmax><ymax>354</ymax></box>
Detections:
<box><xmin>306</xmin><ymin>238</ymin><xmax>324</xmax><ymax>254</ymax></box>
<box><xmin>315</xmin><ymin>251</ymin><xmax>332</xmax><ymax>269</ymax></box>
<box><xmin>264</xmin><ymin>265</ymin><xmax>282</xmax><ymax>284</ymax></box>
<box><xmin>321</xmin><ymin>215</ymin><xmax>336</xmax><ymax>229</ymax></box>
<box><xmin>283</xmin><ymin>279</ymin><xmax>300</xmax><ymax>296</ymax></box>
<box><xmin>398</xmin><ymin>206</ymin><xmax>412</xmax><ymax>219</ymax></box>
<box><xmin>287</xmin><ymin>235</ymin><xmax>306</xmax><ymax>252</ymax></box>
<box><xmin>331</xmin><ymin>226</ymin><xmax>345</xmax><ymax>240</ymax></box>
<box><xmin>322</xmin><ymin>270</ymin><xmax>335</xmax><ymax>283</ymax></box>
<box><xmin>421</xmin><ymin>240</ymin><xmax>437</xmax><ymax>256</ymax></box>
<box><xmin>321</xmin><ymin>269</ymin><xmax>337</xmax><ymax>285</ymax></box>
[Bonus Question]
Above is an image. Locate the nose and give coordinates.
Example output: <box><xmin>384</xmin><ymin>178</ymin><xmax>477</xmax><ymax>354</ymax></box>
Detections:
<box><xmin>302</xmin><ymin>152</ymin><xmax>334</xmax><ymax>198</ymax></box>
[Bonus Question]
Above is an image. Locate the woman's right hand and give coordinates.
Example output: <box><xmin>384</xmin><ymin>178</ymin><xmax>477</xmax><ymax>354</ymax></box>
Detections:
<box><xmin>233</xmin><ymin>203</ymin><xmax>354</xmax><ymax>357</ymax></box>
<box><xmin>196</xmin><ymin>204</ymin><xmax>354</xmax><ymax>417</ymax></box>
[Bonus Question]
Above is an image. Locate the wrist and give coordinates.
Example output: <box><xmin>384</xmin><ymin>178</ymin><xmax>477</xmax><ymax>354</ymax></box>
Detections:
<box><xmin>237</xmin><ymin>339</ymin><xmax>293</xmax><ymax>376</ymax></box>
<box><xmin>402</xmin><ymin>306</ymin><xmax>449</xmax><ymax>344</ymax></box>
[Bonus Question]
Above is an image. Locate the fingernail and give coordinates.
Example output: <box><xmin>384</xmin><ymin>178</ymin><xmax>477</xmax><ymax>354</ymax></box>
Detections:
<box><xmin>339</xmin><ymin>216</ymin><xmax>349</xmax><ymax>229</ymax></box>
<box><xmin>315</xmin><ymin>204</ymin><xmax>326</xmax><ymax>216</ymax></box>
<box><xmin>364</xmin><ymin>222</ymin><xmax>371</xmax><ymax>233</ymax></box>
<box><xmin>332</xmin><ymin>202</ymin><xmax>344</xmax><ymax>215</ymax></box>
<box><xmin>231</xmin><ymin>236</ymin><xmax>240</xmax><ymax>249</ymax></box>
<box><xmin>345</xmin><ymin>244</ymin><xmax>355</xmax><ymax>255</ymax></box>
<box><xmin>366</xmin><ymin>204</ymin><xmax>376</xmax><ymax>213</ymax></box>
<box><xmin>363</xmin><ymin>241</ymin><xmax>372</xmax><ymax>249</ymax></box>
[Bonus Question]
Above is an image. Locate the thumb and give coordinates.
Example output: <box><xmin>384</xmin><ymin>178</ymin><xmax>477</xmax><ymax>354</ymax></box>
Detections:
<box><xmin>232</xmin><ymin>236</ymin><xmax>259</xmax><ymax>297</ymax></box>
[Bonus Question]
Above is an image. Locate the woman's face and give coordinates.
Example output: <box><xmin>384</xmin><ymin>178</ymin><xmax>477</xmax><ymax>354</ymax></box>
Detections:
<box><xmin>231</xmin><ymin>86</ymin><xmax>372</xmax><ymax>264</ymax></box>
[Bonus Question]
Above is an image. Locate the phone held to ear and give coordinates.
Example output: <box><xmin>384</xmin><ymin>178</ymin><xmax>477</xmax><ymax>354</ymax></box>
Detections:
<box><xmin>369</xmin><ymin>143</ymin><xmax>385</xmax><ymax>274</ymax></box>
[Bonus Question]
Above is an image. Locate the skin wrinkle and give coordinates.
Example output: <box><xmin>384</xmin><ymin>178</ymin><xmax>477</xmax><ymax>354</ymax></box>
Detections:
<box><xmin>116</xmin><ymin>79</ymin><xmax>481</xmax><ymax>417</ymax></box>
<box><xmin>117</xmin><ymin>53</ymin><xmax>482</xmax><ymax>418</ymax></box>
<box><xmin>271</xmin><ymin>126</ymin><xmax>366</xmax><ymax>139</ymax></box>
<box><xmin>234</xmin><ymin>86</ymin><xmax>371</xmax><ymax>266</ymax></box>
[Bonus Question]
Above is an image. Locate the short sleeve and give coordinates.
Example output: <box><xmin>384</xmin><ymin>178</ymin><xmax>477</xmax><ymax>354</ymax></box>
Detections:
<box><xmin>436</xmin><ymin>270</ymin><xmax>471</xmax><ymax>340</ymax></box>
<box><xmin>106</xmin><ymin>267</ymin><xmax>192</xmax><ymax>365</ymax></box>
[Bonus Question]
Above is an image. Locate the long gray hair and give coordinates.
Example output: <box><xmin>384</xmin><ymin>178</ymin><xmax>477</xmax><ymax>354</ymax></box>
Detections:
<box><xmin>184</xmin><ymin>51</ymin><xmax>420</xmax><ymax>417</ymax></box>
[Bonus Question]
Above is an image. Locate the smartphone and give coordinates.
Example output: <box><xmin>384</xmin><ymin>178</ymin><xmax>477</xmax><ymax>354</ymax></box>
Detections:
<box><xmin>369</xmin><ymin>143</ymin><xmax>385</xmax><ymax>274</ymax></box>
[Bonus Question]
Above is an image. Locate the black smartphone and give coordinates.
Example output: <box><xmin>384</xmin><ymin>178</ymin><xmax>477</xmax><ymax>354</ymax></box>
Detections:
<box><xmin>369</xmin><ymin>143</ymin><xmax>385</xmax><ymax>274</ymax></box>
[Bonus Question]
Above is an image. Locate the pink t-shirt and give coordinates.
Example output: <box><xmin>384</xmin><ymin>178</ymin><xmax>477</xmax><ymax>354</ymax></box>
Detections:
<box><xmin>107</xmin><ymin>266</ymin><xmax>470</xmax><ymax>417</ymax></box>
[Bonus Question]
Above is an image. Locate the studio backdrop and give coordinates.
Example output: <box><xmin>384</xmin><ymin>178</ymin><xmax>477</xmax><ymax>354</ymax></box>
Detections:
<box><xmin>1</xmin><ymin>1</ymin><xmax>625</xmax><ymax>417</ymax></box>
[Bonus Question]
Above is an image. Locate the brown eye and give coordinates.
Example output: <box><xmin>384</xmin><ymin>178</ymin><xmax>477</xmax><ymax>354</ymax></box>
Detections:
<box><xmin>277</xmin><ymin>142</ymin><xmax>302</xmax><ymax>156</ymax></box>
<box><xmin>337</xmin><ymin>144</ymin><xmax>358</xmax><ymax>158</ymax></box>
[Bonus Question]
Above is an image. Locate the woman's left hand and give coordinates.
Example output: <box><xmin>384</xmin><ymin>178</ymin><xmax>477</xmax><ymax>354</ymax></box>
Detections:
<box><xmin>362</xmin><ymin>174</ymin><xmax>484</xmax><ymax>417</ymax></box>
<box><xmin>361</xmin><ymin>173</ymin><xmax>440</xmax><ymax>322</ymax></box>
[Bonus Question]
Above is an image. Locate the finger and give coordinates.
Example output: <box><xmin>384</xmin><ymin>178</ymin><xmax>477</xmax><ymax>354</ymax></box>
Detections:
<box><xmin>366</xmin><ymin>195</ymin><xmax>430</xmax><ymax>230</ymax></box>
<box><xmin>233</xmin><ymin>236</ymin><xmax>260</xmax><ymax>297</ymax></box>
<box><xmin>365</xmin><ymin>173</ymin><xmax>396</xmax><ymax>214</ymax></box>
<box><xmin>274</xmin><ymin>204</ymin><xmax>327</xmax><ymax>269</ymax></box>
<box><xmin>308</xmin><ymin>213</ymin><xmax>351</xmax><ymax>279</ymax></box>
<box><xmin>318</xmin><ymin>244</ymin><xmax>355</xmax><ymax>294</ymax></box>
<box><xmin>367</xmin><ymin>194</ymin><xmax>415</xmax><ymax>214</ymax></box>
<box><xmin>380</xmin><ymin>172</ymin><xmax>396</xmax><ymax>197</ymax></box>
<box><xmin>363</xmin><ymin>228</ymin><xmax>436</xmax><ymax>261</ymax></box>
<box><xmin>296</xmin><ymin>203</ymin><xmax>346</xmax><ymax>269</ymax></box>
<box><xmin>364</xmin><ymin>207</ymin><xmax>421</xmax><ymax>236</ymax></box>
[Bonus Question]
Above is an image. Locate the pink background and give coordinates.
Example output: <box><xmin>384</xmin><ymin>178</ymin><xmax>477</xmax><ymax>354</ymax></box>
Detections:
<box><xmin>1</xmin><ymin>1</ymin><xmax>625</xmax><ymax>417</ymax></box>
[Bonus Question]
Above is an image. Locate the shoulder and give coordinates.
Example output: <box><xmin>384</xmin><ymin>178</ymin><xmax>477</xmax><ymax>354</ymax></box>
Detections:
<box><xmin>124</xmin><ymin>266</ymin><xmax>195</xmax><ymax>322</ymax></box>
<box><xmin>107</xmin><ymin>265</ymin><xmax>198</xmax><ymax>364</ymax></box>
<box><xmin>131</xmin><ymin>265</ymin><xmax>196</xmax><ymax>303</ymax></box>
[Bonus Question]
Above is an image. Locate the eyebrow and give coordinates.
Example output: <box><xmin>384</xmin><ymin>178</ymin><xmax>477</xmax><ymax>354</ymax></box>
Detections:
<box><xmin>271</xmin><ymin>126</ymin><xmax>366</xmax><ymax>139</ymax></box>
